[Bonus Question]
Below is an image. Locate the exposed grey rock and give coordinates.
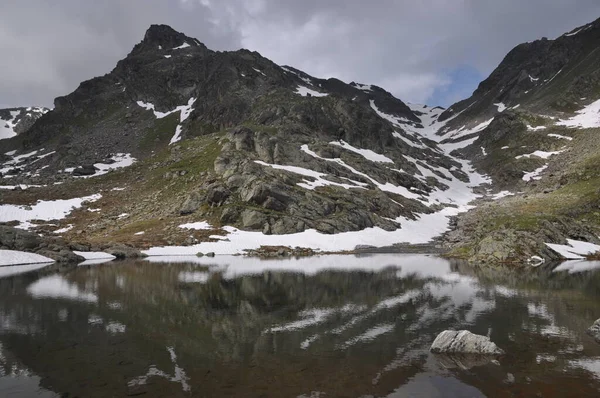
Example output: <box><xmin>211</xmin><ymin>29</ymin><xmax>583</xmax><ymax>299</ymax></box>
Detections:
<box><xmin>220</xmin><ymin>207</ymin><xmax>240</xmax><ymax>224</ymax></box>
<box><xmin>0</xmin><ymin>226</ymin><xmax>42</xmax><ymax>251</ymax></box>
<box><xmin>206</xmin><ymin>184</ymin><xmax>230</xmax><ymax>205</ymax></box>
<box><xmin>72</xmin><ymin>164</ymin><xmax>98</xmax><ymax>176</ymax></box>
<box><xmin>103</xmin><ymin>244</ymin><xmax>145</xmax><ymax>259</ymax></box>
<box><xmin>179</xmin><ymin>192</ymin><xmax>204</xmax><ymax>215</ymax></box>
<box><xmin>430</xmin><ymin>330</ymin><xmax>504</xmax><ymax>355</ymax></box>
<box><xmin>241</xmin><ymin>209</ymin><xmax>268</xmax><ymax>230</ymax></box>
<box><xmin>434</xmin><ymin>354</ymin><xmax>497</xmax><ymax>370</ymax></box>
<box><xmin>35</xmin><ymin>249</ymin><xmax>85</xmax><ymax>263</ymax></box>
<box><xmin>587</xmin><ymin>318</ymin><xmax>600</xmax><ymax>344</ymax></box>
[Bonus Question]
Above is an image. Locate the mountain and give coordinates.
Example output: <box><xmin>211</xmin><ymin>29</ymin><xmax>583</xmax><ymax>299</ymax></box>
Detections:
<box><xmin>1</xmin><ymin>21</ymin><xmax>600</xmax><ymax>263</ymax></box>
<box><xmin>437</xmin><ymin>17</ymin><xmax>600</xmax><ymax>262</ymax></box>
<box><xmin>0</xmin><ymin>107</ymin><xmax>49</xmax><ymax>140</ymax></box>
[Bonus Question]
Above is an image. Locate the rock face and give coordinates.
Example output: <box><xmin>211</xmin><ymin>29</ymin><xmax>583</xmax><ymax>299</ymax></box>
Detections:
<box><xmin>2</xmin><ymin>19</ymin><xmax>600</xmax><ymax>262</ymax></box>
<box><xmin>0</xmin><ymin>107</ymin><xmax>49</xmax><ymax>139</ymax></box>
<box><xmin>588</xmin><ymin>319</ymin><xmax>600</xmax><ymax>343</ymax></box>
<box><xmin>0</xmin><ymin>226</ymin><xmax>83</xmax><ymax>263</ymax></box>
<box><xmin>430</xmin><ymin>330</ymin><xmax>504</xmax><ymax>355</ymax></box>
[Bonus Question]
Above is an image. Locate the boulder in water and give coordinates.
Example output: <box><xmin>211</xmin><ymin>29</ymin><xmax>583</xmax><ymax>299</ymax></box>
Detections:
<box><xmin>430</xmin><ymin>330</ymin><xmax>504</xmax><ymax>355</ymax></box>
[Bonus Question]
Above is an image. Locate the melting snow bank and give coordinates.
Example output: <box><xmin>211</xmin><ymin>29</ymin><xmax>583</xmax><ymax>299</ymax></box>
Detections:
<box><xmin>329</xmin><ymin>140</ymin><xmax>394</xmax><ymax>163</ymax></box>
<box><xmin>143</xmin><ymin>209</ymin><xmax>458</xmax><ymax>256</ymax></box>
<box><xmin>136</xmin><ymin>97</ymin><xmax>196</xmax><ymax>144</ymax></box>
<box><xmin>557</xmin><ymin>99</ymin><xmax>600</xmax><ymax>129</ymax></box>
<box><xmin>73</xmin><ymin>251</ymin><xmax>116</xmax><ymax>261</ymax></box>
<box><xmin>523</xmin><ymin>164</ymin><xmax>548</xmax><ymax>181</ymax></box>
<box><xmin>0</xmin><ymin>194</ymin><xmax>101</xmax><ymax>229</ymax></box>
<box><xmin>545</xmin><ymin>239</ymin><xmax>600</xmax><ymax>259</ymax></box>
<box><xmin>295</xmin><ymin>85</ymin><xmax>328</xmax><ymax>97</ymax></box>
<box><xmin>63</xmin><ymin>154</ymin><xmax>136</xmax><ymax>178</ymax></box>
<box><xmin>0</xmin><ymin>250</ymin><xmax>54</xmax><ymax>266</ymax></box>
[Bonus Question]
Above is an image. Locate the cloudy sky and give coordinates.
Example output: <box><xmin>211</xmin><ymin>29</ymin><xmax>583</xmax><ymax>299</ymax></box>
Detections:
<box><xmin>1</xmin><ymin>0</ymin><xmax>599</xmax><ymax>109</ymax></box>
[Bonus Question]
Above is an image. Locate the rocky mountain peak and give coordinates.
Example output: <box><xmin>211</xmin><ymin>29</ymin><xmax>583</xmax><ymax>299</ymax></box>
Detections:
<box><xmin>133</xmin><ymin>24</ymin><xmax>208</xmax><ymax>54</ymax></box>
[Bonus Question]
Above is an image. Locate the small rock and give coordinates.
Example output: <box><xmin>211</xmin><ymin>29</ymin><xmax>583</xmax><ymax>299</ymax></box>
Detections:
<box><xmin>206</xmin><ymin>252</ymin><xmax>215</xmax><ymax>257</ymax></box>
<box><xmin>72</xmin><ymin>164</ymin><xmax>98</xmax><ymax>176</ymax></box>
<box><xmin>196</xmin><ymin>252</ymin><xmax>204</xmax><ymax>257</ymax></box>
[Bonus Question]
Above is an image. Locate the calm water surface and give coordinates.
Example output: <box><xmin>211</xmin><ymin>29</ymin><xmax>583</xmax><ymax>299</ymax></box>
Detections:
<box><xmin>1</xmin><ymin>254</ymin><xmax>600</xmax><ymax>397</ymax></box>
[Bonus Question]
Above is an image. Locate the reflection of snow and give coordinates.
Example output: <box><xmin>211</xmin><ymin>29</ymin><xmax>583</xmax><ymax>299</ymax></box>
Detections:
<box><xmin>27</xmin><ymin>275</ymin><xmax>98</xmax><ymax>303</ymax></box>
<box><xmin>106</xmin><ymin>321</ymin><xmax>126</xmax><ymax>334</ymax></box>
<box><xmin>568</xmin><ymin>358</ymin><xmax>600</xmax><ymax>380</ymax></box>
<box><xmin>128</xmin><ymin>346</ymin><xmax>190</xmax><ymax>392</ymax></box>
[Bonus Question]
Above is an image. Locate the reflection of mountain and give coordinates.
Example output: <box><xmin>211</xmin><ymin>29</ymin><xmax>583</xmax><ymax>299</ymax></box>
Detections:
<box><xmin>0</xmin><ymin>255</ymin><xmax>599</xmax><ymax>397</ymax></box>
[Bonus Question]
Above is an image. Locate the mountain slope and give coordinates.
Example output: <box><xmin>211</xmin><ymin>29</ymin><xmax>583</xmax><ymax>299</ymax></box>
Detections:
<box><xmin>433</xmin><ymin>17</ymin><xmax>600</xmax><ymax>262</ymax></box>
<box><xmin>2</xmin><ymin>20</ymin><xmax>600</xmax><ymax>263</ymax></box>
<box><xmin>0</xmin><ymin>107</ymin><xmax>49</xmax><ymax>140</ymax></box>
<box><xmin>0</xmin><ymin>25</ymin><xmax>492</xmax><ymax>255</ymax></box>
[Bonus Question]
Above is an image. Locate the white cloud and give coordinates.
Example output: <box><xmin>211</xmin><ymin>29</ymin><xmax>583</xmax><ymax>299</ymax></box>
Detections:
<box><xmin>0</xmin><ymin>0</ymin><xmax>599</xmax><ymax>107</ymax></box>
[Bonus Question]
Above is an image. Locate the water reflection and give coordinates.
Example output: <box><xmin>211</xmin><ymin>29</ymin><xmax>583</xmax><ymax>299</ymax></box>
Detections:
<box><xmin>0</xmin><ymin>254</ymin><xmax>598</xmax><ymax>397</ymax></box>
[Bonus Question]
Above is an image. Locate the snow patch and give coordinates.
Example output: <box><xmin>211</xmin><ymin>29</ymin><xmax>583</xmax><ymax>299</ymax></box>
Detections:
<box><xmin>545</xmin><ymin>239</ymin><xmax>600</xmax><ymax>259</ymax></box>
<box><xmin>547</xmin><ymin>133</ymin><xmax>573</xmax><ymax>141</ymax></box>
<box><xmin>0</xmin><ymin>250</ymin><xmax>54</xmax><ymax>267</ymax></box>
<box><xmin>295</xmin><ymin>85</ymin><xmax>328</xmax><ymax>97</ymax></box>
<box><xmin>253</xmin><ymin>67</ymin><xmax>266</xmax><ymax>76</ymax></box>
<box><xmin>491</xmin><ymin>191</ymin><xmax>514</xmax><ymax>200</ymax></box>
<box><xmin>494</xmin><ymin>102</ymin><xmax>506</xmax><ymax>112</ymax></box>
<box><xmin>136</xmin><ymin>98</ymin><xmax>196</xmax><ymax>144</ymax></box>
<box><xmin>255</xmin><ymin>160</ymin><xmax>366</xmax><ymax>191</ymax></box>
<box><xmin>557</xmin><ymin>99</ymin><xmax>600</xmax><ymax>129</ymax></box>
<box><xmin>527</xmin><ymin>125</ymin><xmax>547</xmax><ymax>131</ymax></box>
<box><xmin>516</xmin><ymin>149</ymin><xmax>565</xmax><ymax>159</ymax></box>
<box><xmin>173</xmin><ymin>42</ymin><xmax>190</xmax><ymax>50</ymax></box>
<box><xmin>0</xmin><ymin>194</ymin><xmax>102</xmax><ymax>229</ymax></box>
<box><xmin>73</xmin><ymin>251</ymin><xmax>116</xmax><ymax>261</ymax></box>
<box><xmin>351</xmin><ymin>82</ymin><xmax>373</xmax><ymax>92</ymax></box>
<box><xmin>522</xmin><ymin>165</ymin><xmax>548</xmax><ymax>181</ymax></box>
<box><xmin>329</xmin><ymin>140</ymin><xmax>394</xmax><ymax>163</ymax></box>
<box><xmin>179</xmin><ymin>221</ymin><xmax>212</xmax><ymax>230</ymax></box>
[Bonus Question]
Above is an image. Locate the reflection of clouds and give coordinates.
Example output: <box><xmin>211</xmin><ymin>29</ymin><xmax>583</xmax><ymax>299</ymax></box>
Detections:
<box><xmin>524</xmin><ymin>302</ymin><xmax>575</xmax><ymax>339</ymax></box>
<box><xmin>27</xmin><ymin>275</ymin><xmax>97</xmax><ymax>303</ymax></box>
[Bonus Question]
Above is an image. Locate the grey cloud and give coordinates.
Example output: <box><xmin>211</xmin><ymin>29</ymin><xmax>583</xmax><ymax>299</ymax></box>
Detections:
<box><xmin>1</xmin><ymin>0</ymin><xmax>599</xmax><ymax>108</ymax></box>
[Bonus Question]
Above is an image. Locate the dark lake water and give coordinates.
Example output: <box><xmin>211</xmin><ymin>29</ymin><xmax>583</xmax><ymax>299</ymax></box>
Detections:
<box><xmin>1</xmin><ymin>254</ymin><xmax>600</xmax><ymax>397</ymax></box>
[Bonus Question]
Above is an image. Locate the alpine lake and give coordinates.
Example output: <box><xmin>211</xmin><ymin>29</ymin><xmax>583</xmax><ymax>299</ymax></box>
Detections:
<box><xmin>1</xmin><ymin>254</ymin><xmax>600</xmax><ymax>397</ymax></box>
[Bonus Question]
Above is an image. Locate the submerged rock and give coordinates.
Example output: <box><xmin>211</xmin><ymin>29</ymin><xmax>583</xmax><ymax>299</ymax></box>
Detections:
<box><xmin>434</xmin><ymin>353</ymin><xmax>497</xmax><ymax>370</ymax></box>
<box><xmin>430</xmin><ymin>330</ymin><xmax>504</xmax><ymax>355</ymax></box>
<box><xmin>587</xmin><ymin>319</ymin><xmax>600</xmax><ymax>343</ymax></box>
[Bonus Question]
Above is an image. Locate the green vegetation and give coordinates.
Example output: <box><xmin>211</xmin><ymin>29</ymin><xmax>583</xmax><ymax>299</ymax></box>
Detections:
<box><xmin>140</xmin><ymin>112</ymin><xmax>180</xmax><ymax>152</ymax></box>
<box><xmin>241</xmin><ymin>122</ymin><xmax>278</xmax><ymax>135</ymax></box>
